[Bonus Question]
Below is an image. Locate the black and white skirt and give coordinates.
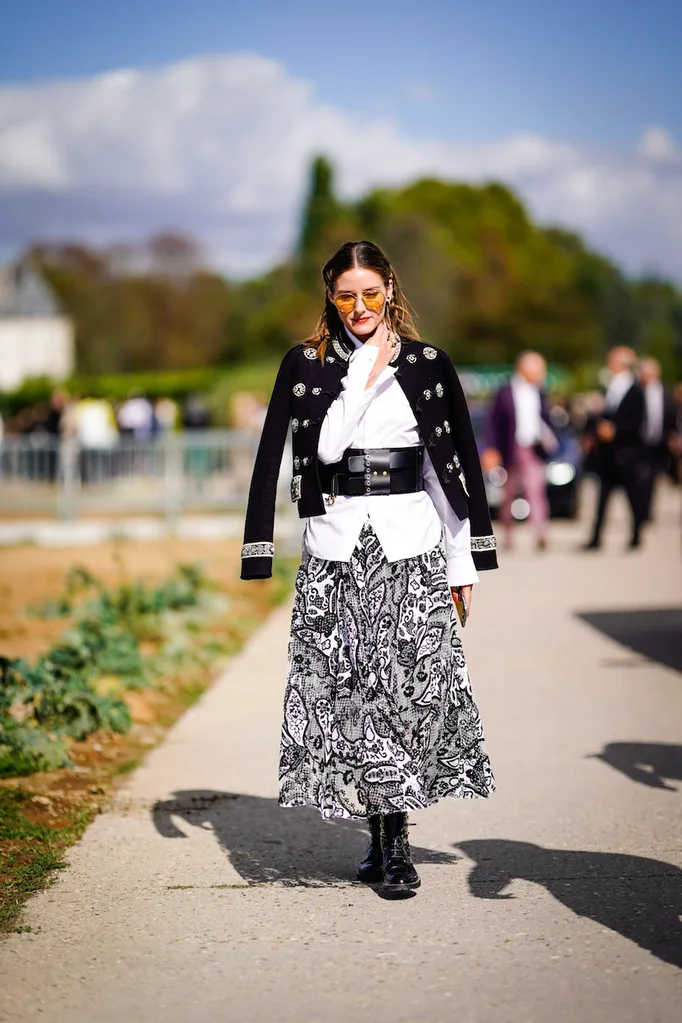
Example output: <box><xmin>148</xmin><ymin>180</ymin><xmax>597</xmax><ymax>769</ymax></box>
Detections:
<box><xmin>279</xmin><ymin>522</ymin><xmax>495</xmax><ymax>819</ymax></box>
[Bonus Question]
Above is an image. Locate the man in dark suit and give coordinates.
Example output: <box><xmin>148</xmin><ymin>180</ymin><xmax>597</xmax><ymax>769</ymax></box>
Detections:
<box><xmin>639</xmin><ymin>357</ymin><xmax>679</xmax><ymax>521</ymax></box>
<box><xmin>483</xmin><ymin>351</ymin><xmax>557</xmax><ymax>551</ymax></box>
<box><xmin>583</xmin><ymin>346</ymin><xmax>646</xmax><ymax>550</ymax></box>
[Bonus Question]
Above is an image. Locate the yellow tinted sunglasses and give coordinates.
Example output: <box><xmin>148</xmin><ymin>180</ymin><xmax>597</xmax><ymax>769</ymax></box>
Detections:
<box><xmin>332</xmin><ymin>288</ymin><xmax>386</xmax><ymax>314</ymax></box>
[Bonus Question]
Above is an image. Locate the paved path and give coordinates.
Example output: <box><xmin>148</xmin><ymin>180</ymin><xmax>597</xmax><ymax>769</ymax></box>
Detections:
<box><xmin>1</xmin><ymin>485</ymin><xmax>681</xmax><ymax>1023</ymax></box>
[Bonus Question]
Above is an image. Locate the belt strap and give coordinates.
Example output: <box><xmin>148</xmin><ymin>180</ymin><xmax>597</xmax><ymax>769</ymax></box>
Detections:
<box><xmin>319</xmin><ymin>446</ymin><xmax>424</xmax><ymax>499</ymax></box>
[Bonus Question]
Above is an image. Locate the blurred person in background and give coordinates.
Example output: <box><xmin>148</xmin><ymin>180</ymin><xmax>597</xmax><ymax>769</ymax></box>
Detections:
<box><xmin>183</xmin><ymin>393</ymin><xmax>211</xmax><ymax>430</ymax></box>
<box><xmin>672</xmin><ymin>382</ymin><xmax>682</xmax><ymax>483</ymax></box>
<box><xmin>117</xmin><ymin>389</ymin><xmax>155</xmax><ymax>439</ymax></box>
<box><xmin>43</xmin><ymin>390</ymin><xmax>69</xmax><ymax>481</ymax></box>
<box><xmin>639</xmin><ymin>358</ymin><xmax>679</xmax><ymax>519</ymax></box>
<box><xmin>482</xmin><ymin>352</ymin><xmax>557</xmax><ymax>552</ymax></box>
<box><xmin>241</xmin><ymin>240</ymin><xmax>496</xmax><ymax>894</ymax></box>
<box><xmin>69</xmin><ymin>394</ymin><xmax>119</xmax><ymax>484</ymax></box>
<box><xmin>582</xmin><ymin>346</ymin><xmax>646</xmax><ymax>550</ymax></box>
<box><xmin>153</xmin><ymin>397</ymin><xmax>178</xmax><ymax>433</ymax></box>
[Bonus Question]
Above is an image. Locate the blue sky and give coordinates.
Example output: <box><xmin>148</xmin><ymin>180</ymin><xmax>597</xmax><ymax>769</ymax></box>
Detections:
<box><xmin>3</xmin><ymin>0</ymin><xmax>680</xmax><ymax>145</ymax></box>
<box><xmin>1</xmin><ymin>0</ymin><xmax>682</xmax><ymax>277</ymax></box>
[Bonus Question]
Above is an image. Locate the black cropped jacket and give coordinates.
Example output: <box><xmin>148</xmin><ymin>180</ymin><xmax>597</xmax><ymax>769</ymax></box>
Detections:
<box><xmin>241</xmin><ymin>333</ymin><xmax>498</xmax><ymax>579</ymax></box>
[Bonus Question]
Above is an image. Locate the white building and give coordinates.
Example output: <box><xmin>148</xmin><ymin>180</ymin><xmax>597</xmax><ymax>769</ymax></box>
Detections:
<box><xmin>0</xmin><ymin>263</ymin><xmax>74</xmax><ymax>392</ymax></box>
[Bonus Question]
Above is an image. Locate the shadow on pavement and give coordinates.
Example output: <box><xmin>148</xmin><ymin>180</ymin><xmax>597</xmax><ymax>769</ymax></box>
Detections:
<box><xmin>152</xmin><ymin>790</ymin><xmax>459</xmax><ymax>887</ymax></box>
<box><xmin>458</xmin><ymin>838</ymin><xmax>682</xmax><ymax>968</ymax></box>
<box><xmin>589</xmin><ymin>742</ymin><xmax>682</xmax><ymax>791</ymax></box>
<box><xmin>576</xmin><ymin>608</ymin><xmax>682</xmax><ymax>673</ymax></box>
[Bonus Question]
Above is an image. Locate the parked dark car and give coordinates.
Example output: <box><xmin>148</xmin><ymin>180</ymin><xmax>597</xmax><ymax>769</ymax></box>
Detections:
<box><xmin>470</xmin><ymin>407</ymin><xmax>583</xmax><ymax>520</ymax></box>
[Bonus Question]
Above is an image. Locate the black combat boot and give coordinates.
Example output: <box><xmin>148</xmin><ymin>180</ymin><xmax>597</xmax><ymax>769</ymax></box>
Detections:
<box><xmin>382</xmin><ymin>812</ymin><xmax>421</xmax><ymax>891</ymax></box>
<box><xmin>356</xmin><ymin>814</ymin><xmax>383</xmax><ymax>883</ymax></box>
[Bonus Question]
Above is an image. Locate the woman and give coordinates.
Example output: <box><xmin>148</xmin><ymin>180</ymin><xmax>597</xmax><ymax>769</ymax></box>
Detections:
<box><xmin>241</xmin><ymin>241</ymin><xmax>496</xmax><ymax>892</ymax></box>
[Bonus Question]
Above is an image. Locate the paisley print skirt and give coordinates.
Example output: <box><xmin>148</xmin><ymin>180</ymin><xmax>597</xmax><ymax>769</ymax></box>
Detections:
<box><xmin>279</xmin><ymin>522</ymin><xmax>495</xmax><ymax>819</ymax></box>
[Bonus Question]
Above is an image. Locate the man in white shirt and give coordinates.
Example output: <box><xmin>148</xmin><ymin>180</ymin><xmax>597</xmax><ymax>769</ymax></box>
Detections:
<box><xmin>483</xmin><ymin>352</ymin><xmax>556</xmax><ymax>551</ymax></box>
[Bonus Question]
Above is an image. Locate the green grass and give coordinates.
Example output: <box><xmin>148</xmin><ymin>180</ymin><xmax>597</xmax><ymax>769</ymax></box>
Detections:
<box><xmin>0</xmin><ymin>787</ymin><xmax>94</xmax><ymax>933</ymax></box>
<box><xmin>112</xmin><ymin>758</ymin><xmax>140</xmax><ymax>776</ymax></box>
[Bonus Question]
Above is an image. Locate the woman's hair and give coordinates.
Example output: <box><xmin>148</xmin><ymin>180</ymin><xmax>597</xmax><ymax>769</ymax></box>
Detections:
<box><xmin>303</xmin><ymin>240</ymin><xmax>420</xmax><ymax>361</ymax></box>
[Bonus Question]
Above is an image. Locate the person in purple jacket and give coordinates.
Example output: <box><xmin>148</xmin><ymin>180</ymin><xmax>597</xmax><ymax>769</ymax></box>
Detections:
<box><xmin>482</xmin><ymin>352</ymin><xmax>557</xmax><ymax>551</ymax></box>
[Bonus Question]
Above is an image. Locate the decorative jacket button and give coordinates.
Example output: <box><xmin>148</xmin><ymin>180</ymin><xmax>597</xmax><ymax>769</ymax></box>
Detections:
<box><xmin>312</xmin><ymin>387</ymin><xmax>321</xmax><ymax>395</ymax></box>
<box><xmin>423</xmin><ymin>389</ymin><xmax>432</xmax><ymax>400</ymax></box>
<box><xmin>291</xmin><ymin>418</ymin><xmax>299</xmax><ymax>432</ymax></box>
<box><xmin>435</xmin><ymin>382</ymin><xmax>444</xmax><ymax>397</ymax></box>
<box><xmin>293</xmin><ymin>383</ymin><xmax>306</xmax><ymax>397</ymax></box>
<box><xmin>423</xmin><ymin>346</ymin><xmax>437</xmax><ymax>360</ymax></box>
<box><xmin>304</xmin><ymin>347</ymin><xmax>317</xmax><ymax>360</ymax></box>
<box><xmin>407</xmin><ymin>353</ymin><xmax>417</xmax><ymax>363</ymax></box>
<box><xmin>444</xmin><ymin>420</ymin><xmax>451</xmax><ymax>433</ymax></box>
<box><xmin>302</xmin><ymin>419</ymin><xmax>310</xmax><ymax>428</ymax></box>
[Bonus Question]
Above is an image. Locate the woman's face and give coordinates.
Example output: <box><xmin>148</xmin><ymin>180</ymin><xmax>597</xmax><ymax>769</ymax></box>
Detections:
<box><xmin>330</xmin><ymin>267</ymin><xmax>392</xmax><ymax>339</ymax></box>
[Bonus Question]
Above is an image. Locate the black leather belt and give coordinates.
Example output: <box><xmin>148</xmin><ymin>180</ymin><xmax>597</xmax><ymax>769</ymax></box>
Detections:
<box><xmin>318</xmin><ymin>446</ymin><xmax>424</xmax><ymax>499</ymax></box>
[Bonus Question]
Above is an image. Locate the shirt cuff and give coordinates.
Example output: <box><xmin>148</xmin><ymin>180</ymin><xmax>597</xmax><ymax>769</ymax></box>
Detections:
<box><xmin>447</xmin><ymin>552</ymin><xmax>480</xmax><ymax>588</ymax></box>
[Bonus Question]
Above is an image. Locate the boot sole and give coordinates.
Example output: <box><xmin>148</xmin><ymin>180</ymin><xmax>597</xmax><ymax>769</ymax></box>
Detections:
<box><xmin>382</xmin><ymin>878</ymin><xmax>421</xmax><ymax>892</ymax></box>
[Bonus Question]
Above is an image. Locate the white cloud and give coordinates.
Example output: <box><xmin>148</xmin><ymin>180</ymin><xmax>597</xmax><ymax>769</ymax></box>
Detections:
<box><xmin>0</xmin><ymin>53</ymin><xmax>681</xmax><ymax>279</ymax></box>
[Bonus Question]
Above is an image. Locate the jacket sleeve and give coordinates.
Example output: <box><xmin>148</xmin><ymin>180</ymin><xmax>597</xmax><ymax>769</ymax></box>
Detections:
<box><xmin>439</xmin><ymin>350</ymin><xmax>498</xmax><ymax>571</ymax></box>
<box><xmin>240</xmin><ymin>347</ymin><xmax>297</xmax><ymax>580</ymax></box>
<box><xmin>422</xmin><ymin>451</ymin><xmax>479</xmax><ymax>586</ymax></box>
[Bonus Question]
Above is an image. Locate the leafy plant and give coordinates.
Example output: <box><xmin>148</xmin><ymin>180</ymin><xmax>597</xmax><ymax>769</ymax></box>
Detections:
<box><xmin>0</xmin><ymin>563</ymin><xmax>222</xmax><ymax>777</ymax></box>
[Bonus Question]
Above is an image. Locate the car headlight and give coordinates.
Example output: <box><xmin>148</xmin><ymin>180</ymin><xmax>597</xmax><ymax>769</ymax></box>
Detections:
<box><xmin>546</xmin><ymin>461</ymin><xmax>576</xmax><ymax>486</ymax></box>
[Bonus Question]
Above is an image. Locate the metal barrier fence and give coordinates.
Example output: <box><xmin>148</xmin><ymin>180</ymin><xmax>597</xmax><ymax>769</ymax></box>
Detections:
<box><xmin>0</xmin><ymin>431</ymin><xmax>284</xmax><ymax>520</ymax></box>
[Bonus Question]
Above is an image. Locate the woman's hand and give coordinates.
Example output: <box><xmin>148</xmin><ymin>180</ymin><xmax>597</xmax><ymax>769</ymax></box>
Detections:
<box><xmin>364</xmin><ymin>322</ymin><xmax>397</xmax><ymax>390</ymax></box>
<box><xmin>451</xmin><ymin>584</ymin><xmax>473</xmax><ymax>617</ymax></box>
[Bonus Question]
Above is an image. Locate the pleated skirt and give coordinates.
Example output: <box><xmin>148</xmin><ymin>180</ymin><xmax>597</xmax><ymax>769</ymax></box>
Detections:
<box><xmin>279</xmin><ymin>522</ymin><xmax>495</xmax><ymax>819</ymax></box>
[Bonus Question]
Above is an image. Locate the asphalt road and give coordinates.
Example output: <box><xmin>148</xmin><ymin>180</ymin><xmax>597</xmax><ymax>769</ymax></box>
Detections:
<box><xmin>1</xmin><ymin>483</ymin><xmax>681</xmax><ymax>1023</ymax></box>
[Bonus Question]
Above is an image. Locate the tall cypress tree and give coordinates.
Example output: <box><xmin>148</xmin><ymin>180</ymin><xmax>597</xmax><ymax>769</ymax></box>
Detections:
<box><xmin>297</xmin><ymin>156</ymin><xmax>340</xmax><ymax>288</ymax></box>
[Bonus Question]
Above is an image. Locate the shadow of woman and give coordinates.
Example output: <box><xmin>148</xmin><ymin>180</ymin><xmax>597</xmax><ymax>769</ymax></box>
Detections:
<box><xmin>152</xmin><ymin>790</ymin><xmax>459</xmax><ymax>888</ymax></box>
<box><xmin>458</xmin><ymin>838</ymin><xmax>682</xmax><ymax>968</ymax></box>
<box><xmin>589</xmin><ymin>742</ymin><xmax>682</xmax><ymax>791</ymax></box>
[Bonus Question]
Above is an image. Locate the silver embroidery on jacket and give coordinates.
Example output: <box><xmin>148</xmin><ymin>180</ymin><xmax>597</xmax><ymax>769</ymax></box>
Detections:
<box><xmin>471</xmin><ymin>535</ymin><xmax>497</xmax><ymax>551</ymax></box>
<box><xmin>291</xmin><ymin>475</ymin><xmax>302</xmax><ymax>502</ymax></box>
<box><xmin>241</xmin><ymin>541</ymin><xmax>275</xmax><ymax>558</ymax></box>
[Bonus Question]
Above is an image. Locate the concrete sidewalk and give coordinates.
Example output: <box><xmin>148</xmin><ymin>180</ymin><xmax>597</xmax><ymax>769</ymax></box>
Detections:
<box><xmin>1</xmin><ymin>486</ymin><xmax>681</xmax><ymax>1022</ymax></box>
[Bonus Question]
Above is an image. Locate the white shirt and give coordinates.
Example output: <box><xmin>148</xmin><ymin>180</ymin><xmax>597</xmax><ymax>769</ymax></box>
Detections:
<box><xmin>304</xmin><ymin>333</ymin><xmax>479</xmax><ymax>587</ymax></box>
<box><xmin>510</xmin><ymin>374</ymin><xmax>542</xmax><ymax>447</ymax></box>
<box><xmin>643</xmin><ymin>380</ymin><xmax>664</xmax><ymax>444</ymax></box>
<box><xmin>604</xmin><ymin>370</ymin><xmax>634</xmax><ymax>412</ymax></box>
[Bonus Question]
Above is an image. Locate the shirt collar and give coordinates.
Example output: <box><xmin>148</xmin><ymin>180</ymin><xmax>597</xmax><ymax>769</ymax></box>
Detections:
<box><xmin>343</xmin><ymin>324</ymin><xmax>363</xmax><ymax>350</ymax></box>
<box><xmin>512</xmin><ymin>373</ymin><xmax>536</xmax><ymax>390</ymax></box>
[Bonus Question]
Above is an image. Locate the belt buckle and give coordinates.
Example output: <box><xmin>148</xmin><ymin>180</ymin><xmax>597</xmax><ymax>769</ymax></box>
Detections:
<box><xmin>325</xmin><ymin>473</ymin><xmax>338</xmax><ymax>506</ymax></box>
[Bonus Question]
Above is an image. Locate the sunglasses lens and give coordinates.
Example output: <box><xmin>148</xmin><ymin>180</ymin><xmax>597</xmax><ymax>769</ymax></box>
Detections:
<box><xmin>333</xmin><ymin>291</ymin><xmax>386</xmax><ymax>313</ymax></box>
<box><xmin>363</xmin><ymin>290</ymin><xmax>385</xmax><ymax>312</ymax></box>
